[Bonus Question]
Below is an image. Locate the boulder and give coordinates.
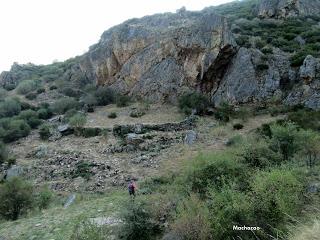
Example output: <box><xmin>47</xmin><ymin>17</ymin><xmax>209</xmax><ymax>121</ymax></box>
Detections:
<box><xmin>64</xmin><ymin>194</ymin><xmax>76</xmax><ymax>208</ymax></box>
<box><xmin>126</xmin><ymin>133</ymin><xmax>144</xmax><ymax>145</ymax></box>
<box><xmin>300</xmin><ymin>55</ymin><xmax>320</xmax><ymax>83</ymax></box>
<box><xmin>184</xmin><ymin>130</ymin><xmax>197</xmax><ymax>145</ymax></box>
<box><xmin>58</xmin><ymin>124</ymin><xmax>74</xmax><ymax>136</ymax></box>
<box><xmin>5</xmin><ymin>165</ymin><xmax>24</xmax><ymax>180</ymax></box>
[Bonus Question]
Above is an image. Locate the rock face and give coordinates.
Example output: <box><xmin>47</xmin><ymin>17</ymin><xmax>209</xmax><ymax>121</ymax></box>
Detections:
<box><xmin>79</xmin><ymin>10</ymin><xmax>237</xmax><ymax>102</ymax></box>
<box><xmin>257</xmin><ymin>0</ymin><xmax>320</xmax><ymax>18</ymax></box>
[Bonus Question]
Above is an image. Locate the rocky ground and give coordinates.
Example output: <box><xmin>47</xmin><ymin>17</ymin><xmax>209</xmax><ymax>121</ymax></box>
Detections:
<box><xmin>3</xmin><ymin>103</ymin><xmax>280</xmax><ymax>194</ymax></box>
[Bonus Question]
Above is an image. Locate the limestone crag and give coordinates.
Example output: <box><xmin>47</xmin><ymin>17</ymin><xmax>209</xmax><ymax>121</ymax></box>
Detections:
<box><xmin>257</xmin><ymin>0</ymin><xmax>320</xmax><ymax>18</ymax></box>
<box><xmin>79</xmin><ymin>10</ymin><xmax>237</xmax><ymax>102</ymax></box>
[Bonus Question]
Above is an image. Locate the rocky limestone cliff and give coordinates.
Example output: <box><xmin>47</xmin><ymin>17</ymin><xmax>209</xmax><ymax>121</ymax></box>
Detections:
<box><xmin>257</xmin><ymin>0</ymin><xmax>320</xmax><ymax>18</ymax></box>
<box><xmin>78</xmin><ymin>9</ymin><xmax>237</xmax><ymax>102</ymax></box>
<box><xmin>1</xmin><ymin>2</ymin><xmax>320</xmax><ymax>109</ymax></box>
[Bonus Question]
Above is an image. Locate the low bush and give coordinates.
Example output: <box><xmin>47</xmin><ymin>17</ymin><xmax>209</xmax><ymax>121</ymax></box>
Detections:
<box><xmin>208</xmin><ymin>185</ymin><xmax>255</xmax><ymax>240</ymax></box>
<box><xmin>108</xmin><ymin>112</ymin><xmax>117</xmax><ymax>119</ymax></box>
<box><xmin>35</xmin><ymin>186</ymin><xmax>53</xmax><ymax>210</ymax></box>
<box><xmin>18</xmin><ymin>110</ymin><xmax>41</xmax><ymax>128</ymax></box>
<box><xmin>1</xmin><ymin>119</ymin><xmax>31</xmax><ymax>143</ymax></box>
<box><xmin>0</xmin><ymin>88</ymin><xmax>8</xmax><ymax>100</ymax></box>
<box><xmin>251</xmin><ymin>168</ymin><xmax>304</xmax><ymax>232</ymax></box>
<box><xmin>51</xmin><ymin>97</ymin><xmax>80</xmax><ymax>114</ymax></box>
<box><xmin>81</xmin><ymin>128</ymin><xmax>101</xmax><ymax>138</ymax></box>
<box><xmin>71</xmin><ymin>161</ymin><xmax>93</xmax><ymax>180</ymax></box>
<box><xmin>70</xmin><ymin>219</ymin><xmax>109</xmax><ymax>240</ymax></box>
<box><xmin>0</xmin><ymin>141</ymin><xmax>8</xmax><ymax>163</ymax></box>
<box><xmin>214</xmin><ymin>102</ymin><xmax>235</xmax><ymax>122</ymax></box>
<box><xmin>25</xmin><ymin>92</ymin><xmax>37</xmax><ymax>100</ymax></box>
<box><xmin>49</xmin><ymin>85</ymin><xmax>57</xmax><ymax>90</ymax></box>
<box><xmin>118</xmin><ymin>199</ymin><xmax>158</xmax><ymax>240</ymax></box>
<box><xmin>60</xmin><ymin>87</ymin><xmax>82</xmax><ymax>98</ymax></box>
<box><xmin>37</xmin><ymin>108</ymin><xmax>53</xmax><ymax>120</ymax></box>
<box><xmin>3</xmin><ymin>83</ymin><xmax>16</xmax><ymax>91</ymax></box>
<box><xmin>36</xmin><ymin>88</ymin><xmax>45</xmax><ymax>94</ymax></box>
<box><xmin>0</xmin><ymin>177</ymin><xmax>34</xmax><ymax>220</ymax></box>
<box><xmin>269</xmin><ymin>122</ymin><xmax>301</xmax><ymax>160</ymax></box>
<box><xmin>80</xmin><ymin>94</ymin><xmax>98</xmax><ymax>107</ymax></box>
<box><xmin>171</xmin><ymin>195</ymin><xmax>212</xmax><ymax>240</ymax></box>
<box><xmin>288</xmin><ymin>109</ymin><xmax>320</xmax><ymax>131</ymax></box>
<box><xmin>69</xmin><ymin>113</ymin><xmax>87</xmax><ymax>135</ymax></box>
<box><xmin>188</xmin><ymin>152</ymin><xmax>248</xmax><ymax>196</ymax></box>
<box><xmin>16</xmin><ymin>80</ymin><xmax>39</xmax><ymax>95</ymax></box>
<box><xmin>0</xmin><ymin>98</ymin><xmax>21</xmax><ymax>118</ymax></box>
<box><xmin>178</xmin><ymin>91</ymin><xmax>210</xmax><ymax>115</ymax></box>
<box><xmin>233</xmin><ymin>123</ymin><xmax>244</xmax><ymax>130</ymax></box>
<box><xmin>39</xmin><ymin>124</ymin><xmax>51</xmax><ymax>140</ymax></box>
<box><xmin>95</xmin><ymin>86</ymin><xmax>115</xmax><ymax>106</ymax></box>
<box><xmin>116</xmin><ymin>95</ymin><xmax>131</xmax><ymax>107</ymax></box>
<box><xmin>241</xmin><ymin>141</ymin><xmax>282</xmax><ymax>168</ymax></box>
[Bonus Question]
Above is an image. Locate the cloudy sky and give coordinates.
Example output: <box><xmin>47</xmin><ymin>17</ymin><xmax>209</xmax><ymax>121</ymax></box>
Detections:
<box><xmin>0</xmin><ymin>0</ymin><xmax>233</xmax><ymax>72</ymax></box>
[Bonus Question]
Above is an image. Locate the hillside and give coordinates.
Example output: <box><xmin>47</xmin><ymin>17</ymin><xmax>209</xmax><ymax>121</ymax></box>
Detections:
<box><xmin>0</xmin><ymin>0</ymin><xmax>320</xmax><ymax>239</ymax></box>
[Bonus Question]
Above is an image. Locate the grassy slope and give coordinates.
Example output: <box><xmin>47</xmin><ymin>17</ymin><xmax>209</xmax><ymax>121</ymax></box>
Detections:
<box><xmin>0</xmin><ymin>190</ymin><xmax>126</xmax><ymax>240</ymax></box>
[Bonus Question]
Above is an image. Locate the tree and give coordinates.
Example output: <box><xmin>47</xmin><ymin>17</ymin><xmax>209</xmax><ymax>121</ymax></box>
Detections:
<box><xmin>0</xmin><ymin>177</ymin><xmax>34</xmax><ymax>220</ymax></box>
<box><xmin>299</xmin><ymin>130</ymin><xmax>320</xmax><ymax>168</ymax></box>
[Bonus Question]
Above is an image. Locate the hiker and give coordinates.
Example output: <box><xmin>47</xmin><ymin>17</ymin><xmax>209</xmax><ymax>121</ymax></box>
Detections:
<box><xmin>128</xmin><ymin>180</ymin><xmax>137</xmax><ymax>198</ymax></box>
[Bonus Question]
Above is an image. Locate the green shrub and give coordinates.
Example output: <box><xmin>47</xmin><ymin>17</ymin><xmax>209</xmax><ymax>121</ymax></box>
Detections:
<box><xmin>25</xmin><ymin>92</ymin><xmax>37</xmax><ymax>100</ymax></box>
<box><xmin>269</xmin><ymin>122</ymin><xmax>301</xmax><ymax>160</ymax></box>
<box><xmin>214</xmin><ymin>102</ymin><xmax>235</xmax><ymax>122</ymax></box>
<box><xmin>0</xmin><ymin>88</ymin><xmax>8</xmax><ymax>101</ymax></box>
<box><xmin>288</xmin><ymin>109</ymin><xmax>320</xmax><ymax>131</ymax></box>
<box><xmin>108</xmin><ymin>112</ymin><xmax>117</xmax><ymax>119</ymax></box>
<box><xmin>3</xmin><ymin>83</ymin><xmax>16</xmax><ymax>91</ymax></box>
<box><xmin>118</xmin><ymin>199</ymin><xmax>158</xmax><ymax>240</ymax></box>
<box><xmin>95</xmin><ymin>86</ymin><xmax>115</xmax><ymax>106</ymax></box>
<box><xmin>69</xmin><ymin>113</ymin><xmax>87</xmax><ymax>133</ymax></box>
<box><xmin>241</xmin><ymin>141</ymin><xmax>282</xmax><ymax>168</ymax></box>
<box><xmin>116</xmin><ymin>95</ymin><xmax>131</xmax><ymax>107</ymax></box>
<box><xmin>0</xmin><ymin>98</ymin><xmax>21</xmax><ymax>118</ymax></box>
<box><xmin>51</xmin><ymin>97</ymin><xmax>80</xmax><ymax>114</ymax></box>
<box><xmin>60</xmin><ymin>87</ymin><xmax>82</xmax><ymax>98</ymax></box>
<box><xmin>188</xmin><ymin>152</ymin><xmax>248</xmax><ymax>196</ymax></box>
<box><xmin>178</xmin><ymin>92</ymin><xmax>210</xmax><ymax>115</ymax></box>
<box><xmin>1</xmin><ymin>119</ymin><xmax>31</xmax><ymax>143</ymax></box>
<box><xmin>171</xmin><ymin>195</ymin><xmax>212</xmax><ymax>240</ymax></box>
<box><xmin>81</xmin><ymin>128</ymin><xmax>101</xmax><ymax>138</ymax></box>
<box><xmin>0</xmin><ymin>141</ymin><xmax>8</xmax><ymax>164</ymax></box>
<box><xmin>18</xmin><ymin>110</ymin><xmax>41</xmax><ymax>128</ymax></box>
<box><xmin>208</xmin><ymin>185</ymin><xmax>255</xmax><ymax>240</ymax></box>
<box><xmin>37</xmin><ymin>108</ymin><xmax>53</xmax><ymax>120</ymax></box>
<box><xmin>16</xmin><ymin>80</ymin><xmax>38</xmax><ymax>95</ymax></box>
<box><xmin>70</xmin><ymin>219</ymin><xmax>109</xmax><ymax>240</ymax></box>
<box><xmin>251</xmin><ymin>168</ymin><xmax>304</xmax><ymax>231</ymax></box>
<box><xmin>71</xmin><ymin>161</ymin><xmax>93</xmax><ymax>180</ymax></box>
<box><xmin>256</xmin><ymin>63</ymin><xmax>269</xmax><ymax>71</ymax></box>
<box><xmin>80</xmin><ymin>94</ymin><xmax>98</xmax><ymax>107</ymax></box>
<box><xmin>35</xmin><ymin>186</ymin><xmax>53</xmax><ymax>210</ymax></box>
<box><xmin>49</xmin><ymin>85</ymin><xmax>57</xmax><ymax>90</ymax></box>
<box><xmin>0</xmin><ymin>177</ymin><xmax>34</xmax><ymax>220</ymax></box>
<box><xmin>39</xmin><ymin>124</ymin><xmax>51</xmax><ymax>140</ymax></box>
<box><xmin>36</xmin><ymin>88</ymin><xmax>45</xmax><ymax>94</ymax></box>
<box><xmin>298</xmin><ymin>129</ymin><xmax>320</xmax><ymax>168</ymax></box>
<box><xmin>233</xmin><ymin>123</ymin><xmax>244</xmax><ymax>130</ymax></box>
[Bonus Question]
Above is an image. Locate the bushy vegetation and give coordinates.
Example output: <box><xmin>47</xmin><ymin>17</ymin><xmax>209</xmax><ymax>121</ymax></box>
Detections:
<box><xmin>39</xmin><ymin>124</ymin><xmax>51</xmax><ymax>140</ymax></box>
<box><xmin>0</xmin><ymin>98</ymin><xmax>21</xmax><ymax>118</ymax></box>
<box><xmin>118</xmin><ymin>200</ymin><xmax>159</xmax><ymax>240</ymax></box>
<box><xmin>115</xmin><ymin>113</ymin><xmax>320</xmax><ymax>240</ymax></box>
<box><xmin>70</xmin><ymin>219</ymin><xmax>109</xmax><ymax>240</ymax></box>
<box><xmin>16</xmin><ymin>80</ymin><xmax>39</xmax><ymax>95</ymax></box>
<box><xmin>178</xmin><ymin>91</ymin><xmax>210</xmax><ymax>115</ymax></box>
<box><xmin>0</xmin><ymin>177</ymin><xmax>34</xmax><ymax>220</ymax></box>
<box><xmin>95</xmin><ymin>86</ymin><xmax>115</xmax><ymax>106</ymax></box>
<box><xmin>51</xmin><ymin>97</ymin><xmax>80</xmax><ymax>114</ymax></box>
<box><xmin>108</xmin><ymin>112</ymin><xmax>117</xmax><ymax>119</ymax></box>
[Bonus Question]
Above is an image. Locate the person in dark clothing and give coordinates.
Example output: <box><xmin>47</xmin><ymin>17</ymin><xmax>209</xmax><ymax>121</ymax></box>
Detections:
<box><xmin>128</xmin><ymin>180</ymin><xmax>137</xmax><ymax>198</ymax></box>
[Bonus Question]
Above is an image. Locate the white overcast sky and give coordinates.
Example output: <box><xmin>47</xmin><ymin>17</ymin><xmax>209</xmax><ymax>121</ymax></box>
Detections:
<box><xmin>0</xmin><ymin>0</ymin><xmax>233</xmax><ymax>72</ymax></box>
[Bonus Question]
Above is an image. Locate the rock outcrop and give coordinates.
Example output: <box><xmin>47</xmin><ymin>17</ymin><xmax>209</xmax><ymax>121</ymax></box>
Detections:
<box><xmin>78</xmin><ymin>10</ymin><xmax>237</xmax><ymax>102</ymax></box>
<box><xmin>257</xmin><ymin>0</ymin><xmax>320</xmax><ymax>18</ymax></box>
